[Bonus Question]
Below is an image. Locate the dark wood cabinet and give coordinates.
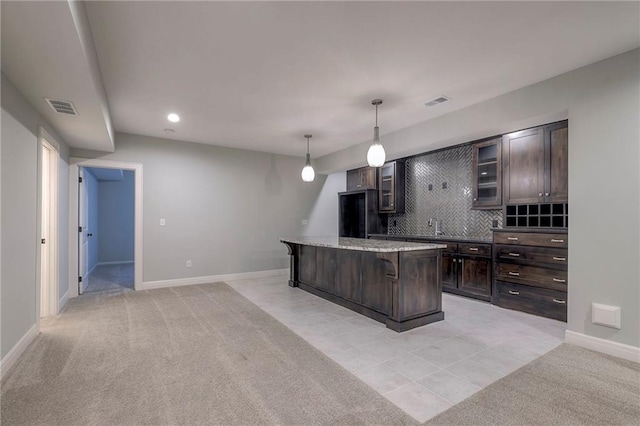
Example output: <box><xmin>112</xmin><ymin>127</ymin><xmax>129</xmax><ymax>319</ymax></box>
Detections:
<box><xmin>406</xmin><ymin>238</ymin><xmax>492</xmax><ymax>301</ymax></box>
<box><xmin>284</xmin><ymin>239</ymin><xmax>444</xmax><ymax>332</ymax></box>
<box><xmin>339</xmin><ymin>189</ymin><xmax>387</xmax><ymax>238</ymax></box>
<box><xmin>545</xmin><ymin>122</ymin><xmax>568</xmax><ymax>203</ymax></box>
<box><xmin>493</xmin><ymin>229</ymin><xmax>568</xmax><ymax>321</ymax></box>
<box><xmin>379</xmin><ymin>160</ymin><xmax>405</xmax><ymax>213</ymax></box>
<box><xmin>441</xmin><ymin>253</ymin><xmax>458</xmax><ymax>290</ymax></box>
<box><xmin>472</xmin><ymin>138</ymin><xmax>502</xmax><ymax>209</ymax></box>
<box><xmin>346</xmin><ymin>166</ymin><xmax>377</xmax><ymax>191</ymax></box>
<box><xmin>459</xmin><ymin>257</ymin><xmax>492</xmax><ymax>297</ymax></box>
<box><xmin>503</xmin><ymin>121</ymin><xmax>568</xmax><ymax>205</ymax></box>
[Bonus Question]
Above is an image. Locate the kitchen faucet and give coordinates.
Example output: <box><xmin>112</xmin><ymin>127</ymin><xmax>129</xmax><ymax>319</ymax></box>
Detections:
<box><xmin>429</xmin><ymin>218</ymin><xmax>444</xmax><ymax>236</ymax></box>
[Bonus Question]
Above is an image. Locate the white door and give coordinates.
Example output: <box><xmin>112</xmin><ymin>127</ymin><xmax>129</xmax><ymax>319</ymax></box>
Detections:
<box><xmin>40</xmin><ymin>139</ymin><xmax>58</xmax><ymax>316</ymax></box>
<box><xmin>78</xmin><ymin>168</ymin><xmax>89</xmax><ymax>294</ymax></box>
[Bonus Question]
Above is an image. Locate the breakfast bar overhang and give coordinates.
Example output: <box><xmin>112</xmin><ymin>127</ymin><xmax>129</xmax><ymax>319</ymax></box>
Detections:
<box><xmin>280</xmin><ymin>237</ymin><xmax>446</xmax><ymax>332</ymax></box>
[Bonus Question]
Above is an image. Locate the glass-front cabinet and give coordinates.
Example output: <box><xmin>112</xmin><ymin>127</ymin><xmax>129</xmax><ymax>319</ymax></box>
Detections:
<box><xmin>472</xmin><ymin>138</ymin><xmax>502</xmax><ymax>209</ymax></box>
<box><xmin>378</xmin><ymin>160</ymin><xmax>405</xmax><ymax>213</ymax></box>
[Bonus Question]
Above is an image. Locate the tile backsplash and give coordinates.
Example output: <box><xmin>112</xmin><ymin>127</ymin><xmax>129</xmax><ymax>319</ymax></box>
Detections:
<box><xmin>388</xmin><ymin>144</ymin><xmax>502</xmax><ymax>239</ymax></box>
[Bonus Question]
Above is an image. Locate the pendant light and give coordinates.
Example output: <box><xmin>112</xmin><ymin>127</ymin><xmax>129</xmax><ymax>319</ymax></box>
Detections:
<box><xmin>301</xmin><ymin>134</ymin><xmax>315</xmax><ymax>182</ymax></box>
<box><xmin>367</xmin><ymin>99</ymin><xmax>386</xmax><ymax>167</ymax></box>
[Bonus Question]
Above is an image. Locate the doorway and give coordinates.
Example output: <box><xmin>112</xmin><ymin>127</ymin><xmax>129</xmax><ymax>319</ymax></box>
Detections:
<box><xmin>69</xmin><ymin>159</ymin><xmax>143</xmax><ymax>298</ymax></box>
<box><xmin>78</xmin><ymin>167</ymin><xmax>135</xmax><ymax>294</ymax></box>
<box><xmin>40</xmin><ymin>138</ymin><xmax>59</xmax><ymax>317</ymax></box>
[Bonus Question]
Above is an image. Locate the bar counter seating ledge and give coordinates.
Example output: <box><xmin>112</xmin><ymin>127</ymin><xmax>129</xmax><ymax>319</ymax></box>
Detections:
<box><xmin>280</xmin><ymin>236</ymin><xmax>446</xmax><ymax>332</ymax></box>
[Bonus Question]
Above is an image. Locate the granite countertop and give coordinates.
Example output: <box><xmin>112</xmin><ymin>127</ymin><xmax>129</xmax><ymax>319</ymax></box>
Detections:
<box><xmin>280</xmin><ymin>236</ymin><xmax>447</xmax><ymax>253</ymax></box>
<box><xmin>369</xmin><ymin>234</ymin><xmax>493</xmax><ymax>244</ymax></box>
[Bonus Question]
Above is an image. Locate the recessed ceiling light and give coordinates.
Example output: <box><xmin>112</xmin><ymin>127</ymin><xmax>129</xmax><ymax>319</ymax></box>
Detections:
<box><xmin>167</xmin><ymin>113</ymin><xmax>180</xmax><ymax>123</ymax></box>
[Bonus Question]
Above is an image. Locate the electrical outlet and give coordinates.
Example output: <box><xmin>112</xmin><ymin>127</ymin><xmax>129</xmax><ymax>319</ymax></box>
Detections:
<box><xmin>492</xmin><ymin>219</ymin><xmax>499</xmax><ymax>228</ymax></box>
<box><xmin>160</xmin><ymin>218</ymin><xmax>166</xmax><ymax>226</ymax></box>
<box><xmin>301</xmin><ymin>219</ymin><xmax>308</xmax><ymax>226</ymax></box>
<box><xmin>186</xmin><ymin>260</ymin><xmax>192</xmax><ymax>268</ymax></box>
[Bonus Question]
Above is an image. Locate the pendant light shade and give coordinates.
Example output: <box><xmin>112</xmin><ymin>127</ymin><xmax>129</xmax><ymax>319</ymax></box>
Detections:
<box><xmin>367</xmin><ymin>99</ymin><xmax>386</xmax><ymax>167</ymax></box>
<box><xmin>301</xmin><ymin>134</ymin><xmax>315</xmax><ymax>182</ymax></box>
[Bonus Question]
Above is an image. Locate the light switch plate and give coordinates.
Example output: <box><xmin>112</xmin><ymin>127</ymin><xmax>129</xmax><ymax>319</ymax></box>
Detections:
<box><xmin>160</xmin><ymin>218</ymin><xmax>166</xmax><ymax>226</ymax></box>
<box><xmin>592</xmin><ymin>303</ymin><xmax>621</xmax><ymax>329</ymax></box>
<box><xmin>301</xmin><ymin>219</ymin><xmax>308</xmax><ymax>226</ymax></box>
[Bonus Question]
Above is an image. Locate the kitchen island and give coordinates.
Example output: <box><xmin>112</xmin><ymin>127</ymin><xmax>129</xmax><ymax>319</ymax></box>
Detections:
<box><xmin>280</xmin><ymin>237</ymin><xmax>446</xmax><ymax>332</ymax></box>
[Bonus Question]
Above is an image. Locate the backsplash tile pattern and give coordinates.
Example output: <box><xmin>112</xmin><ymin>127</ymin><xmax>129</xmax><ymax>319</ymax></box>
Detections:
<box><xmin>388</xmin><ymin>144</ymin><xmax>502</xmax><ymax>239</ymax></box>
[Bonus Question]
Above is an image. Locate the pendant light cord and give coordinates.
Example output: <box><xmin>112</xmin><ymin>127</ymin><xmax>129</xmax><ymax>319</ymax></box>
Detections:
<box><xmin>375</xmin><ymin>104</ymin><xmax>379</xmax><ymax>127</ymax></box>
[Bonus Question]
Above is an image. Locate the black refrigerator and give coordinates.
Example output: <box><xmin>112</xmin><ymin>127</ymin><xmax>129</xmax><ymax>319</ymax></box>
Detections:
<box><xmin>338</xmin><ymin>189</ymin><xmax>387</xmax><ymax>238</ymax></box>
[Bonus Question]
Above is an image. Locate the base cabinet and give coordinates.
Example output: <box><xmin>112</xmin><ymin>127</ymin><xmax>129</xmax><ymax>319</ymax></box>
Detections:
<box><xmin>407</xmin><ymin>239</ymin><xmax>492</xmax><ymax>301</ymax></box>
<box><xmin>493</xmin><ymin>230</ymin><xmax>568</xmax><ymax>321</ymax></box>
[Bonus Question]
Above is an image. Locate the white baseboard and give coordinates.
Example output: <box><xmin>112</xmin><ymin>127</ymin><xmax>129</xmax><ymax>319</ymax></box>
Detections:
<box><xmin>1</xmin><ymin>324</ymin><xmax>38</xmax><ymax>380</ymax></box>
<box><xmin>96</xmin><ymin>261</ymin><xmax>134</xmax><ymax>266</ymax></box>
<box><xmin>141</xmin><ymin>268</ymin><xmax>289</xmax><ymax>291</ymax></box>
<box><xmin>58</xmin><ymin>289</ymin><xmax>69</xmax><ymax>312</ymax></box>
<box><xmin>565</xmin><ymin>330</ymin><xmax>640</xmax><ymax>363</ymax></box>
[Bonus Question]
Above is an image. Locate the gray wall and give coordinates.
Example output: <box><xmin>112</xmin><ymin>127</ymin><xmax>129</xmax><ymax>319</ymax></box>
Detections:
<box><xmin>84</xmin><ymin>168</ymin><xmax>99</xmax><ymax>272</ymax></box>
<box><xmin>303</xmin><ymin>172</ymin><xmax>346</xmax><ymax>237</ymax></box>
<box><xmin>388</xmin><ymin>144</ymin><xmax>502</xmax><ymax>239</ymax></box>
<box><xmin>315</xmin><ymin>49</ymin><xmax>640</xmax><ymax>348</ymax></box>
<box><xmin>71</xmin><ymin>133</ymin><xmax>325</xmax><ymax>282</ymax></box>
<box><xmin>98</xmin><ymin>170</ymin><xmax>134</xmax><ymax>263</ymax></box>
<box><xmin>1</xmin><ymin>73</ymin><xmax>71</xmax><ymax>359</ymax></box>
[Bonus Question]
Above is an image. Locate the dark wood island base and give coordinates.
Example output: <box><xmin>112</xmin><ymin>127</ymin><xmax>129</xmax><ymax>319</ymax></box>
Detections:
<box><xmin>281</xmin><ymin>237</ymin><xmax>446</xmax><ymax>332</ymax></box>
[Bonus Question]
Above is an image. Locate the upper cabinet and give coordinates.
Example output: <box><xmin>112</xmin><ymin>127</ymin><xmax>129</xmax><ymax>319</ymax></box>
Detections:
<box><xmin>379</xmin><ymin>160</ymin><xmax>405</xmax><ymax>213</ymax></box>
<box><xmin>502</xmin><ymin>121</ymin><xmax>568</xmax><ymax>205</ymax></box>
<box><xmin>346</xmin><ymin>166</ymin><xmax>377</xmax><ymax>191</ymax></box>
<box><xmin>472</xmin><ymin>137</ymin><xmax>502</xmax><ymax>209</ymax></box>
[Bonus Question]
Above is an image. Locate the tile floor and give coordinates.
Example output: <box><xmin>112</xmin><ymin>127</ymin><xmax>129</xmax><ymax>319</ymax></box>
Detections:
<box><xmin>228</xmin><ymin>272</ymin><xmax>566</xmax><ymax>422</ymax></box>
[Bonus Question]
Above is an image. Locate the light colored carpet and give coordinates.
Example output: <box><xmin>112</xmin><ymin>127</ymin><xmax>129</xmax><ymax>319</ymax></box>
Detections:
<box><xmin>426</xmin><ymin>343</ymin><xmax>640</xmax><ymax>426</ymax></box>
<box><xmin>1</xmin><ymin>283</ymin><xmax>416</xmax><ymax>425</ymax></box>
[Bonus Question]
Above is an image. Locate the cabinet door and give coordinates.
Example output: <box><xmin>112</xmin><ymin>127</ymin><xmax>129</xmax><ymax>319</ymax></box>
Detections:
<box><xmin>315</xmin><ymin>247</ymin><xmax>336</xmax><ymax>293</ymax></box>
<box><xmin>459</xmin><ymin>257</ymin><xmax>491</xmax><ymax>297</ymax></box>
<box><xmin>441</xmin><ymin>253</ymin><xmax>458</xmax><ymax>290</ymax></box>
<box><xmin>472</xmin><ymin>138</ymin><xmax>502</xmax><ymax>208</ymax></box>
<box><xmin>361</xmin><ymin>252</ymin><xmax>392</xmax><ymax>314</ymax></box>
<box><xmin>346</xmin><ymin>169</ymin><xmax>361</xmax><ymax>191</ymax></box>
<box><xmin>503</xmin><ymin>127</ymin><xmax>545</xmax><ymax>204</ymax></box>
<box><xmin>335</xmin><ymin>250</ymin><xmax>362</xmax><ymax>303</ymax></box>
<box><xmin>379</xmin><ymin>162</ymin><xmax>396</xmax><ymax>211</ymax></box>
<box><xmin>545</xmin><ymin>122</ymin><xmax>568</xmax><ymax>203</ymax></box>
<box><xmin>360</xmin><ymin>167</ymin><xmax>377</xmax><ymax>189</ymax></box>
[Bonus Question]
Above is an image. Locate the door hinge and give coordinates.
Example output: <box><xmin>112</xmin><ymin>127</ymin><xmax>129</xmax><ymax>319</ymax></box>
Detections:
<box><xmin>79</xmin><ymin>176</ymin><xmax>83</xmax><ymax>183</ymax></box>
<box><xmin>41</xmin><ymin>238</ymin><xmax>46</xmax><ymax>244</ymax></box>
<box><xmin>78</xmin><ymin>276</ymin><xmax>83</xmax><ymax>283</ymax></box>
<box><xmin>78</xmin><ymin>226</ymin><xmax>83</xmax><ymax>233</ymax></box>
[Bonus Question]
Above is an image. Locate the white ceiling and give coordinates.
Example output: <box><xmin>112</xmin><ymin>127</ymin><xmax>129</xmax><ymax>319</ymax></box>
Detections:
<box><xmin>3</xmin><ymin>2</ymin><xmax>639</xmax><ymax>158</ymax></box>
<box><xmin>1</xmin><ymin>1</ymin><xmax>114</xmax><ymax>152</ymax></box>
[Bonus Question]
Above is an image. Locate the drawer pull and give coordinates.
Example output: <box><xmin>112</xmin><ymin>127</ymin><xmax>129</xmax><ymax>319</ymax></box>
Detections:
<box><xmin>552</xmin><ymin>299</ymin><xmax>566</xmax><ymax>305</ymax></box>
<box><xmin>507</xmin><ymin>237</ymin><xmax>519</xmax><ymax>241</ymax></box>
<box><xmin>508</xmin><ymin>272</ymin><xmax>520</xmax><ymax>276</ymax></box>
<box><xmin>552</xmin><ymin>257</ymin><xmax>566</xmax><ymax>261</ymax></box>
<box><xmin>552</xmin><ymin>278</ymin><xmax>566</xmax><ymax>283</ymax></box>
<box><xmin>551</xmin><ymin>239</ymin><xmax>565</xmax><ymax>243</ymax></box>
<box><xmin>469</xmin><ymin>247</ymin><xmax>479</xmax><ymax>251</ymax></box>
<box><xmin>508</xmin><ymin>252</ymin><xmax>520</xmax><ymax>257</ymax></box>
<box><xmin>508</xmin><ymin>290</ymin><xmax>520</xmax><ymax>295</ymax></box>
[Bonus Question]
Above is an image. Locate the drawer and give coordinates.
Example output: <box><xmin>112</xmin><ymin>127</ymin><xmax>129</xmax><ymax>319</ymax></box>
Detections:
<box><xmin>410</xmin><ymin>239</ymin><xmax>457</xmax><ymax>253</ymax></box>
<box><xmin>494</xmin><ymin>232</ymin><xmax>567</xmax><ymax>248</ymax></box>
<box><xmin>496</xmin><ymin>262</ymin><xmax>567</xmax><ymax>291</ymax></box>
<box><xmin>458</xmin><ymin>243</ymin><xmax>491</xmax><ymax>257</ymax></box>
<box><xmin>495</xmin><ymin>245</ymin><xmax>567</xmax><ymax>269</ymax></box>
<box><xmin>495</xmin><ymin>281</ymin><xmax>567</xmax><ymax>322</ymax></box>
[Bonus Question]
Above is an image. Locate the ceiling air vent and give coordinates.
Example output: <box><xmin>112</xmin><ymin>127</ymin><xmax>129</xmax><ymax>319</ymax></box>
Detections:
<box><xmin>424</xmin><ymin>96</ymin><xmax>450</xmax><ymax>107</ymax></box>
<box><xmin>45</xmin><ymin>98</ymin><xmax>78</xmax><ymax>115</ymax></box>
